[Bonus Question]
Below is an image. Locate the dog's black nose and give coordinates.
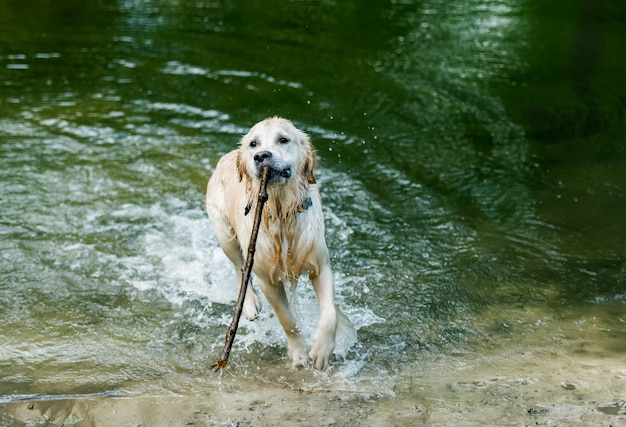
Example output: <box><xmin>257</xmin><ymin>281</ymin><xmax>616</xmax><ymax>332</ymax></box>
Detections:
<box><xmin>254</xmin><ymin>150</ymin><xmax>272</xmax><ymax>163</ymax></box>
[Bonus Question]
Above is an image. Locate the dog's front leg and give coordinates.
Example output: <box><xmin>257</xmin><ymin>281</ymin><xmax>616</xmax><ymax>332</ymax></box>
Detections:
<box><xmin>257</xmin><ymin>276</ymin><xmax>308</xmax><ymax>367</ymax></box>
<box><xmin>309</xmin><ymin>263</ymin><xmax>338</xmax><ymax>371</ymax></box>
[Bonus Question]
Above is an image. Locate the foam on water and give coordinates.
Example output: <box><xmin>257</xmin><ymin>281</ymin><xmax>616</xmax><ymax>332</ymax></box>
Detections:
<box><xmin>119</xmin><ymin>193</ymin><xmax>383</xmax><ymax>376</ymax></box>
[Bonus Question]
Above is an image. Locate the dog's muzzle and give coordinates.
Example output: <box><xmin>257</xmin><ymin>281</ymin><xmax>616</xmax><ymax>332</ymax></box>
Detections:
<box><xmin>254</xmin><ymin>150</ymin><xmax>292</xmax><ymax>182</ymax></box>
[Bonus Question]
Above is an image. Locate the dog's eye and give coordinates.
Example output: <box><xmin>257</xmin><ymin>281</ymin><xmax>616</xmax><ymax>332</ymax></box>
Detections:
<box><xmin>249</xmin><ymin>140</ymin><xmax>257</xmax><ymax>147</ymax></box>
<box><xmin>279</xmin><ymin>137</ymin><xmax>290</xmax><ymax>144</ymax></box>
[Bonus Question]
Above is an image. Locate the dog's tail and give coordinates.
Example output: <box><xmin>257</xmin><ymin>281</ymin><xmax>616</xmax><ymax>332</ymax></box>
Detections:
<box><xmin>335</xmin><ymin>304</ymin><xmax>357</xmax><ymax>354</ymax></box>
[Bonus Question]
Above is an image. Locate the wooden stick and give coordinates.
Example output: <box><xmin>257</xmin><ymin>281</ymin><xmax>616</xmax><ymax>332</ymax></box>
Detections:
<box><xmin>212</xmin><ymin>165</ymin><xmax>270</xmax><ymax>372</ymax></box>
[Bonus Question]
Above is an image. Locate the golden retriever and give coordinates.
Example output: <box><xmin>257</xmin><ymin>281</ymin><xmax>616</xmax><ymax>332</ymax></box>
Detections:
<box><xmin>205</xmin><ymin>117</ymin><xmax>343</xmax><ymax>370</ymax></box>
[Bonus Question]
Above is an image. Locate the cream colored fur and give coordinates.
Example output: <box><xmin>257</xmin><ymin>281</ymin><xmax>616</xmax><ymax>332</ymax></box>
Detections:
<box><xmin>205</xmin><ymin>117</ymin><xmax>340</xmax><ymax>370</ymax></box>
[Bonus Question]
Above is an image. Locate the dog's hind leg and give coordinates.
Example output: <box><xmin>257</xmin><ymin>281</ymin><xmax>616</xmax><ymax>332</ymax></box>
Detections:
<box><xmin>212</xmin><ymin>220</ymin><xmax>261</xmax><ymax>320</ymax></box>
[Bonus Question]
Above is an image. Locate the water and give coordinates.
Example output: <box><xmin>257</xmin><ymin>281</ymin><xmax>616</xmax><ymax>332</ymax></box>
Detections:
<box><xmin>1</xmin><ymin>0</ymin><xmax>625</xmax><ymax>421</ymax></box>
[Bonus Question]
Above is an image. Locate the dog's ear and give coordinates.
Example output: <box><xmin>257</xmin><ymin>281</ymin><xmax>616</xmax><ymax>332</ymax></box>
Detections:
<box><xmin>302</xmin><ymin>134</ymin><xmax>317</xmax><ymax>184</ymax></box>
<box><xmin>235</xmin><ymin>150</ymin><xmax>245</xmax><ymax>182</ymax></box>
<box><xmin>236</xmin><ymin>149</ymin><xmax>254</xmax><ymax>214</ymax></box>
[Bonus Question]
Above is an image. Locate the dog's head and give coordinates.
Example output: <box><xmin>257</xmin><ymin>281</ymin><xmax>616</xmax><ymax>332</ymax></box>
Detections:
<box><xmin>236</xmin><ymin>117</ymin><xmax>316</xmax><ymax>186</ymax></box>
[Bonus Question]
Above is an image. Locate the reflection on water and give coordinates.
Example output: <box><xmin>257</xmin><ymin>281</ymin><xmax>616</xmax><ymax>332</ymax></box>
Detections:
<box><xmin>1</xmin><ymin>0</ymin><xmax>625</xmax><ymax>405</ymax></box>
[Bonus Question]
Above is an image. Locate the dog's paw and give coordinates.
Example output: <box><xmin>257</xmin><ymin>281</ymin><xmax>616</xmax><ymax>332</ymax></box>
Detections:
<box><xmin>290</xmin><ymin>349</ymin><xmax>309</xmax><ymax>368</ymax></box>
<box><xmin>243</xmin><ymin>291</ymin><xmax>261</xmax><ymax>320</ymax></box>
<box><xmin>287</xmin><ymin>337</ymin><xmax>308</xmax><ymax>368</ymax></box>
<box><xmin>309</xmin><ymin>335</ymin><xmax>336</xmax><ymax>371</ymax></box>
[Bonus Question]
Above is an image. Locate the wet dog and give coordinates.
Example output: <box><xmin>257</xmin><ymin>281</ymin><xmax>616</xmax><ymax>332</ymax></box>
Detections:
<box><xmin>205</xmin><ymin>117</ymin><xmax>343</xmax><ymax>370</ymax></box>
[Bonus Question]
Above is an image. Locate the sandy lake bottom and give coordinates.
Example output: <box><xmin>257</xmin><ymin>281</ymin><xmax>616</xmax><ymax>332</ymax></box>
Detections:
<box><xmin>2</xmin><ymin>326</ymin><xmax>625</xmax><ymax>427</ymax></box>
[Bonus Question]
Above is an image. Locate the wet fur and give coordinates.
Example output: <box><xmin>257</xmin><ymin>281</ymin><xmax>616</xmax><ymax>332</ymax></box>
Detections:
<box><xmin>205</xmin><ymin>117</ymin><xmax>341</xmax><ymax>370</ymax></box>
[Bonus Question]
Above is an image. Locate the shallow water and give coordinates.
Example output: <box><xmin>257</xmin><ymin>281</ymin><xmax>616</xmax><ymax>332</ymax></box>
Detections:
<box><xmin>1</xmin><ymin>0</ymin><xmax>625</xmax><ymax>417</ymax></box>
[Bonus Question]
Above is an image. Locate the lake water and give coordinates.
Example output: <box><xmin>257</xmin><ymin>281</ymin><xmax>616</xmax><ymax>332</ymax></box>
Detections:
<box><xmin>1</xmin><ymin>0</ymin><xmax>625</xmax><ymax>424</ymax></box>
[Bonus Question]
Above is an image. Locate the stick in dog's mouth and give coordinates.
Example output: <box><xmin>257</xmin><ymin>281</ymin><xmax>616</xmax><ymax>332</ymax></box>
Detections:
<box><xmin>257</xmin><ymin>166</ymin><xmax>291</xmax><ymax>183</ymax></box>
<box><xmin>212</xmin><ymin>165</ymin><xmax>270</xmax><ymax>372</ymax></box>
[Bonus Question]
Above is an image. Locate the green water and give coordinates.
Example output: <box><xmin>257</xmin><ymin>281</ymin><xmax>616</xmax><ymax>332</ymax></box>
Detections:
<box><xmin>1</xmin><ymin>0</ymin><xmax>625</xmax><ymax>403</ymax></box>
